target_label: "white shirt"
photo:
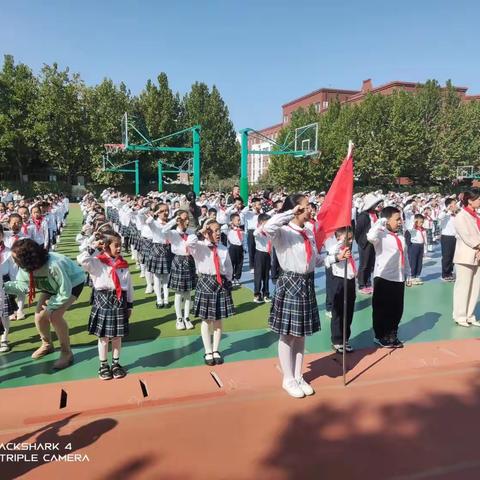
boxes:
[0,246,18,280]
[407,227,426,245]
[4,231,26,249]
[438,211,457,236]
[226,227,244,246]
[29,219,49,248]
[242,208,261,230]
[367,220,410,282]
[145,217,170,244]
[324,239,355,280]
[186,236,233,280]
[160,218,196,256]
[253,226,271,253]
[77,251,134,303]
[262,211,324,274]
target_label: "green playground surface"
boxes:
[1,204,479,389]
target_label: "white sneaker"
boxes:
[325,311,332,318]
[16,311,25,320]
[145,286,153,294]
[468,320,480,327]
[282,379,305,398]
[455,320,470,327]
[296,377,315,396]
[250,269,254,274]
[0,341,11,353]
[176,319,186,330]
[183,318,194,330]
[139,271,145,278]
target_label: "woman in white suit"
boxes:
[453,190,480,327]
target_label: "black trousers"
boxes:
[325,266,334,311]
[408,243,424,277]
[228,244,244,280]
[247,229,256,270]
[441,235,456,278]
[254,251,271,297]
[357,243,375,288]
[271,247,282,282]
[372,277,405,340]
[331,276,356,344]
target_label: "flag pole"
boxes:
[343,141,354,387]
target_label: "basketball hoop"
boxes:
[104,143,125,155]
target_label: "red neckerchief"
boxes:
[232,226,243,242]
[340,245,356,275]
[22,223,29,235]
[96,253,129,300]
[369,212,378,224]
[208,244,222,285]
[414,226,426,243]
[33,217,44,232]
[388,231,405,267]
[308,219,318,236]
[288,225,312,264]
[261,231,272,254]
[179,230,190,254]
[463,206,480,231]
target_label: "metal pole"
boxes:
[240,129,249,201]
[158,160,163,192]
[134,160,140,195]
[342,225,350,387]
[193,126,201,195]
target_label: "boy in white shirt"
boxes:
[367,206,411,348]
[405,213,426,285]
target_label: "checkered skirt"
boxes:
[110,209,120,225]
[2,275,17,316]
[269,271,320,337]
[88,289,129,338]
[137,238,152,265]
[168,255,197,292]
[194,274,235,321]
[130,225,142,250]
[145,242,172,274]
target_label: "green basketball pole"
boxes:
[105,159,140,195]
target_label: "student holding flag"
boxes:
[253,213,272,303]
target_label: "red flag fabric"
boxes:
[315,143,354,250]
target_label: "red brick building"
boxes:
[248,79,479,182]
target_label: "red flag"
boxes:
[315,142,354,250]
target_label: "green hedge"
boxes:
[0,181,71,198]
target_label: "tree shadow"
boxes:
[420,272,442,282]
[3,413,117,480]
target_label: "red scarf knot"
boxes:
[96,253,129,300]
[208,244,223,285]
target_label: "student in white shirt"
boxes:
[187,219,235,367]
[439,198,458,281]
[263,194,324,399]
[253,213,272,303]
[367,206,411,349]
[225,213,244,287]
[78,231,133,381]
[325,227,356,354]
[30,205,49,250]
[405,214,426,285]
[243,197,263,272]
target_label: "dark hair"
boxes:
[257,213,270,223]
[279,193,305,213]
[335,226,353,238]
[11,239,49,272]
[208,208,217,214]
[462,190,480,207]
[101,231,122,248]
[8,213,21,222]
[200,205,208,211]
[381,206,400,219]
[414,213,424,221]
[230,213,240,221]
[445,198,456,208]
[251,197,261,204]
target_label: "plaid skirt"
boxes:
[88,290,129,338]
[168,255,197,292]
[106,207,112,221]
[145,242,172,275]
[269,271,320,337]
[2,275,17,316]
[194,274,235,321]
[130,225,142,250]
[426,228,433,245]
[119,224,131,239]
[110,210,120,225]
[137,237,152,265]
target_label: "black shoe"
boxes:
[391,337,404,348]
[212,351,224,365]
[374,337,395,348]
[98,364,113,380]
[204,353,215,366]
[111,363,127,379]
[164,302,170,308]
[156,302,164,309]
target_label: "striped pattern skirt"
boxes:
[88,290,129,338]
[194,274,235,321]
[269,271,320,337]
[168,255,197,292]
[145,243,172,275]
[130,225,142,250]
[137,237,152,265]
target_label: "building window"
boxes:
[315,103,320,112]
[322,101,329,109]
[283,115,288,123]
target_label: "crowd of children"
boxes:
[2,185,477,399]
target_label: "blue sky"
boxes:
[1,0,479,130]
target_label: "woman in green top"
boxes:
[5,239,86,370]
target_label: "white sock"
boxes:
[145,271,153,289]
[212,320,222,352]
[278,335,295,383]
[161,275,169,304]
[293,336,306,380]
[111,337,122,360]
[153,275,163,304]
[131,249,137,261]
[201,321,213,354]
[98,337,109,362]
[141,264,146,275]
[183,292,191,320]
[1,315,10,342]
[174,293,183,319]
[17,295,25,313]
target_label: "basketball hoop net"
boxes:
[104,143,125,155]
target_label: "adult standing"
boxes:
[452,190,480,327]
[179,191,201,230]
[5,239,86,369]
[226,185,243,206]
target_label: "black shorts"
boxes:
[71,283,84,299]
